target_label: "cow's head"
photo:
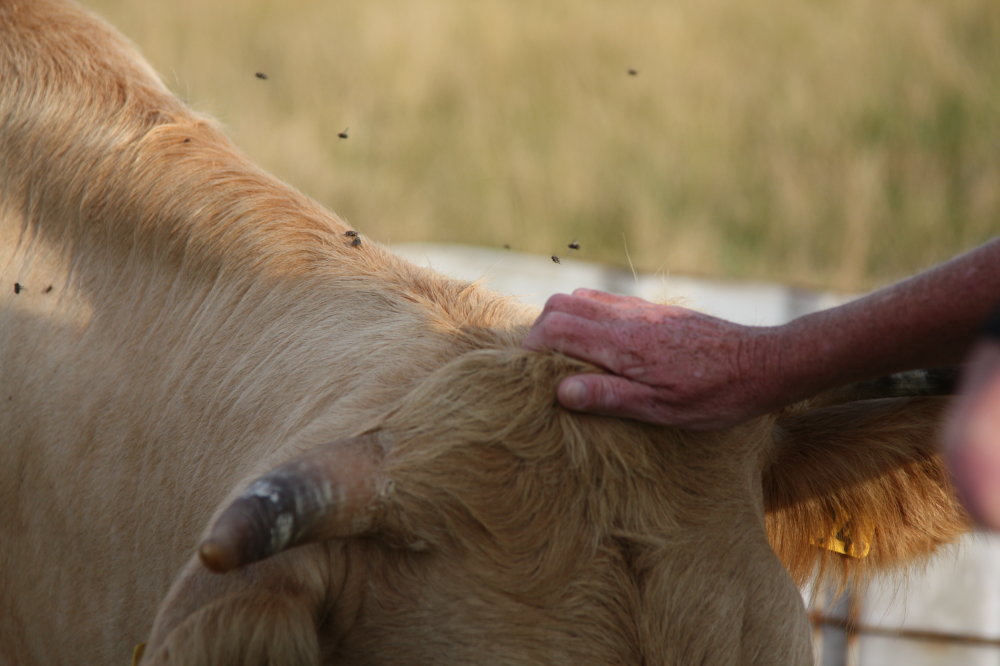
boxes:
[143,349,965,665]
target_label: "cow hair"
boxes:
[0,1,969,664]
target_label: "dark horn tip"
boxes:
[198,538,242,573]
[196,485,291,573]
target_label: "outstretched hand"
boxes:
[522,288,779,429]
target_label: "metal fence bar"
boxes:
[811,612,1000,649]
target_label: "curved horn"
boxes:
[198,435,386,573]
[809,367,960,410]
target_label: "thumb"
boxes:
[557,374,663,422]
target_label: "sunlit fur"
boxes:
[0,1,967,665]
[766,396,968,588]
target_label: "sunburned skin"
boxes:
[522,289,767,429]
[524,239,1000,430]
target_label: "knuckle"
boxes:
[543,292,575,312]
[540,311,572,339]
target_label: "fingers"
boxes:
[561,289,693,328]
[534,290,648,324]
[523,295,597,353]
[524,289,752,429]
[557,373,671,425]
[524,290,639,355]
[570,288,645,308]
[523,311,623,372]
[542,291,621,320]
[558,373,748,429]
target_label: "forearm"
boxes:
[762,238,1000,404]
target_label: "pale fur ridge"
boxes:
[0,1,967,665]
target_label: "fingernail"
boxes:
[560,378,587,408]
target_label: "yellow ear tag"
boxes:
[132,643,146,666]
[814,516,873,559]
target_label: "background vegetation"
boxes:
[90,0,999,291]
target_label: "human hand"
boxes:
[522,288,778,429]
[943,341,1000,530]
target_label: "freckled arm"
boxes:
[764,238,1000,406]
[523,238,1000,428]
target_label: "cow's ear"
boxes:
[145,432,389,664]
[199,433,389,573]
[763,395,968,587]
[142,539,339,666]
[142,580,321,665]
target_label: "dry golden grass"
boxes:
[87,0,999,291]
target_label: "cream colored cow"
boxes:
[0,1,966,664]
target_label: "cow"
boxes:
[0,1,968,664]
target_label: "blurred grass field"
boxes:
[89,0,999,291]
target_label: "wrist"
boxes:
[747,318,840,411]
[736,324,796,414]
[763,307,885,406]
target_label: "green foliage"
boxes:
[91,0,1000,290]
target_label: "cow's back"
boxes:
[0,0,512,662]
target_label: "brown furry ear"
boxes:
[763,396,969,588]
[143,589,321,665]
[143,548,330,666]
